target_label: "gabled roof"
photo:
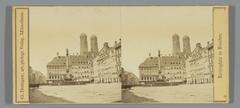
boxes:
[139,57,159,67]
[47,55,90,66]
[191,46,206,56]
[206,43,213,49]
[47,56,66,66]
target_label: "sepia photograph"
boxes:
[12,6,229,104]
[28,7,123,103]
[120,6,214,103]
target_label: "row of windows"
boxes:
[164,66,184,70]
[165,71,184,74]
[74,75,91,78]
[139,67,158,70]
[166,76,183,79]
[96,65,116,72]
[49,75,94,80]
[187,78,213,84]
[140,73,159,76]
[49,75,64,80]
[188,72,212,77]
[97,77,119,83]
[48,70,65,73]
[163,61,182,65]
[48,65,91,69]
[96,57,116,65]
[72,66,91,69]
[98,72,118,76]
[74,71,93,74]
[188,67,206,73]
[141,76,158,81]
[70,61,91,65]
[47,66,65,69]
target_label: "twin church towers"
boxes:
[80,32,191,57]
[80,33,98,55]
[172,34,191,56]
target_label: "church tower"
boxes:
[172,34,181,56]
[90,35,98,53]
[80,33,88,55]
[182,35,191,57]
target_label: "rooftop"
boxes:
[139,57,159,67]
[47,55,90,66]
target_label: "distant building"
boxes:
[186,42,214,84]
[46,33,121,85]
[139,56,160,83]
[139,52,186,84]
[139,34,190,84]
[93,40,121,83]
[46,55,68,84]
[46,51,95,84]
[29,66,46,84]
[70,57,94,82]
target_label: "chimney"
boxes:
[57,52,59,58]
[196,43,202,48]
[103,42,109,48]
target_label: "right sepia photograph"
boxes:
[120,6,228,103]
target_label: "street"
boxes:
[29,83,213,103]
[32,83,121,103]
[130,84,213,103]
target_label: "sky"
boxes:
[29,6,213,77]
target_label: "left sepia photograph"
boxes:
[28,7,122,103]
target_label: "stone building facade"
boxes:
[207,42,214,82]
[46,33,121,85]
[186,42,214,84]
[93,40,121,83]
[139,52,186,84]
[139,56,160,82]
[160,55,186,83]
[46,52,95,84]
[46,55,68,84]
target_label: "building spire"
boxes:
[66,48,69,73]
[66,48,69,56]
[80,33,88,55]
[158,50,161,57]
